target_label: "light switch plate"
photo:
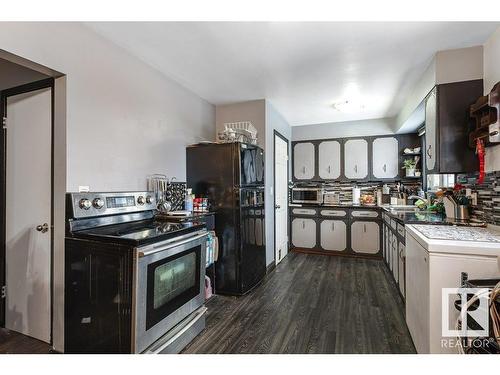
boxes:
[78,186,90,193]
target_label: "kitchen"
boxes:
[1,9,500,375]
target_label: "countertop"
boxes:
[290,202,452,225]
[382,209,447,225]
[406,224,500,255]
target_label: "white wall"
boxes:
[214,99,292,266]
[265,101,291,266]
[435,46,484,85]
[0,22,215,353]
[395,46,484,132]
[292,117,395,141]
[0,22,215,191]
[484,27,500,172]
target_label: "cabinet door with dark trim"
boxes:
[293,142,315,180]
[318,140,341,180]
[320,219,347,251]
[372,137,399,179]
[425,88,438,173]
[291,217,317,248]
[344,139,369,180]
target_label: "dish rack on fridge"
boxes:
[219,121,258,144]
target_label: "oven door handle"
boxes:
[138,232,207,258]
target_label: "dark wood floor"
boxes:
[0,328,52,354]
[183,252,416,354]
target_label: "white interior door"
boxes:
[274,134,289,264]
[5,87,52,343]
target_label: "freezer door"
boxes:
[239,144,264,186]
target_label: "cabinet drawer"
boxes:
[292,208,317,216]
[320,209,347,217]
[397,223,405,238]
[351,210,379,218]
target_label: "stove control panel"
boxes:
[68,191,156,219]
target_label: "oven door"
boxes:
[292,189,322,204]
[133,231,207,353]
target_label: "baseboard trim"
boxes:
[266,262,276,275]
[291,247,382,260]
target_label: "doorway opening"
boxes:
[273,131,289,265]
[0,50,65,351]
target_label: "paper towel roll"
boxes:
[352,187,361,204]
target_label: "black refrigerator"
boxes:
[186,142,266,295]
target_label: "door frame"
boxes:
[273,130,289,265]
[0,78,55,341]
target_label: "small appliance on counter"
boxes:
[323,191,340,206]
[64,191,208,354]
[291,186,324,204]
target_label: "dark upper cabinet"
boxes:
[424,79,483,174]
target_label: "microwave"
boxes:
[291,187,323,204]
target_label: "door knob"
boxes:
[36,223,49,233]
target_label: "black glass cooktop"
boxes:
[72,219,205,246]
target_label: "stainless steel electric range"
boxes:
[64,191,208,354]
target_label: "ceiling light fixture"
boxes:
[332,100,365,113]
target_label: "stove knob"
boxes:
[79,198,91,210]
[137,196,146,205]
[146,195,153,204]
[93,198,105,209]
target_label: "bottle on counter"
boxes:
[185,188,194,212]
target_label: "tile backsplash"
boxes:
[457,171,500,226]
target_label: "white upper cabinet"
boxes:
[318,140,341,180]
[344,139,368,180]
[372,137,399,179]
[293,142,315,180]
[425,88,437,172]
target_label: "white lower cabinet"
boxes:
[391,234,399,282]
[291,218,317,248]
[406,229,500,353]
[388,231,393,270]
[398,241,405,297]
[383,225,388,262]
[320,220,347,251]
[350,221,380,254]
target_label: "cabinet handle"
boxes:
[354,165,358,173]
[302,220,305,229]
[331,221,335,231]
[364,223,366,233]
[427,145,432,158]
[383,164,386,172]
[302,166,306,174]
[328,165,331,174]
